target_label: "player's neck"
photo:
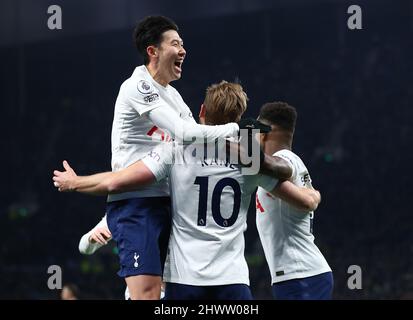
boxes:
[265,137,292,155]
[146,63,169,87]
[262,125,294,155]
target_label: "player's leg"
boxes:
[124,281,165,300]
[160,282,166,299]
[164,283,207,300]
[213,284,253,300]
[125,275,162,299]
[107,197,171,300]
[125,197,171,299]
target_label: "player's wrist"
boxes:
[70,176,82,192]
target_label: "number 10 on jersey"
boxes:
[194,176,241,228]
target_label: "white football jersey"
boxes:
[142,142,278,286]
[256,149,331,284]
[108,65,195,202]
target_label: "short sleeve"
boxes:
[123,78,164,116]
[274,150,296,179]
[257,174,279,192]
[171,88,196,123]
[141,142,174,181]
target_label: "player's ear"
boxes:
[258,132,267,147]
[147,46,158,60]
[261,132,268,141]
[199,104,206,124]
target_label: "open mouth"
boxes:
[174,60,183,72]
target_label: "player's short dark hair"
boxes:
[133,16,179,65]
[258,102,297,133]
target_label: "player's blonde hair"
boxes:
[203,81,248,125]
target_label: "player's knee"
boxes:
[126,274,162,300]
[134,285,160,300]
[128,280,161,300]
[138,291,160,300]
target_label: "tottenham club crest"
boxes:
[133,252,140,268]
[137,80,153,95]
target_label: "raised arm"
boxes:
[147,105,239,143]
[270,181,321,212]
[53,160,156,196]
[226,136,292,180]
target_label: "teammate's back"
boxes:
[257,149,331,284]
[255,101,333,300]
[144,141,277,286]
[53,82,319,300]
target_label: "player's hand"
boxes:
[237,118,271,135]
[300,187,321,211]
[89,227,112,245]
[53,160,78,192]
[311,189,322,206]
[231,118,268,168]
[225,139,265,167]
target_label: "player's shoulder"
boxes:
[128,66,158,93]
[274,149,308,172]
[166,82,178,93]
[119,66,162,106]
[167,84,184,99]
[274,149,299,164]
[130,65,150,81]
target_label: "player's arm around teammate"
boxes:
[53,145,320,212]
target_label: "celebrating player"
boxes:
[54,81,321,299]
[255,102,333,300]
[96,15,264,299]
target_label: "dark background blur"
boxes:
[1,0,412,299]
